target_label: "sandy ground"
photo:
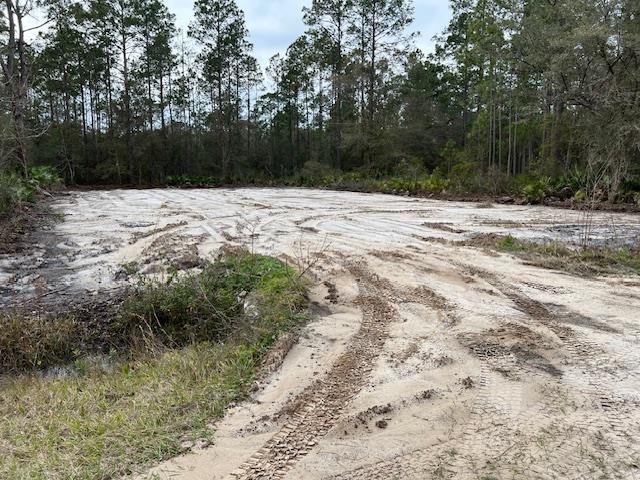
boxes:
[2,188,640,479]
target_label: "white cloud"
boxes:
[167,0,451,66]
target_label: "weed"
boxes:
[0,251,308,478]
[115,261,140,279]
[522,177,552,204]
[496,234,525,252]
[485,234,640,276]
[0,172,34,214]
[28,165,63,191]
[0,311,77,371]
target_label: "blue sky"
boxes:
[168,0,452,67]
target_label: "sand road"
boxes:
[2,188,640,479]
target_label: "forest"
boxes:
[1,0,639,207]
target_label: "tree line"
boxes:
[1,0,639,200]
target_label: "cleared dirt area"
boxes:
[2,188,640,479]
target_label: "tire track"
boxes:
[323,352,544,480]
[323,264,640,480]
[230,265,396,479]
[469,268,640,479]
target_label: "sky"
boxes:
[167,0,452,67]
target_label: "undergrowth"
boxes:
[0,165,61,215]
[166,165,640,207]
[0,166,62,252]
[490,234,640,276]
[0,252,307,479]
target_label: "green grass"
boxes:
[491,234,640,276]
[496,234,525,252]
[0,252,308,479]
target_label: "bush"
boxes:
[522,177,552,203]
[0,166,62,215]
[0,252,305,374]
[298,161,338,186]
[0,172,35,214]
[496,234,524,252]
[29,165,62,191]
[118,255,294,345]
[166,174,221,187]
[393,157,427,178]
[449,161,483,192]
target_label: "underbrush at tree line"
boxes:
[0,165,62,215]
[167,161,640,206]
[0,252,308,479]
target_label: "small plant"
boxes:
[496,234,524,252]
[0,172,35,214]
[522,177,552,203]
[116,261,140,279]
[29,165,62,191]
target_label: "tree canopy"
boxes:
[0,0,638,199]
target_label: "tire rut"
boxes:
[323,350,549,480]
[324,265,640,480]
[230,264,395,480]
[467,266,640,479]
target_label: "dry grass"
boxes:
[0,312,78,372]
[0,253,308,479]
[491,234,640,276]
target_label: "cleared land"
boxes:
[2,188,640,479]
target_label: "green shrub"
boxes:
[496,234,524,252]
[298,161,338,186]
[522,177,552,203]
[0,252,306,374]
[29,165,62,191]
[0,172,36,214]
[166,174,221,187]
[449,161,483,192]
[0,165,62,215]
[118,254,300,346]
[393,157,427,178]
[421,169,450,191]
[622,178,640,195]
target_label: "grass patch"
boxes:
[490,235,640,276]
[0,252,308,479]
[496,234,525,252]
